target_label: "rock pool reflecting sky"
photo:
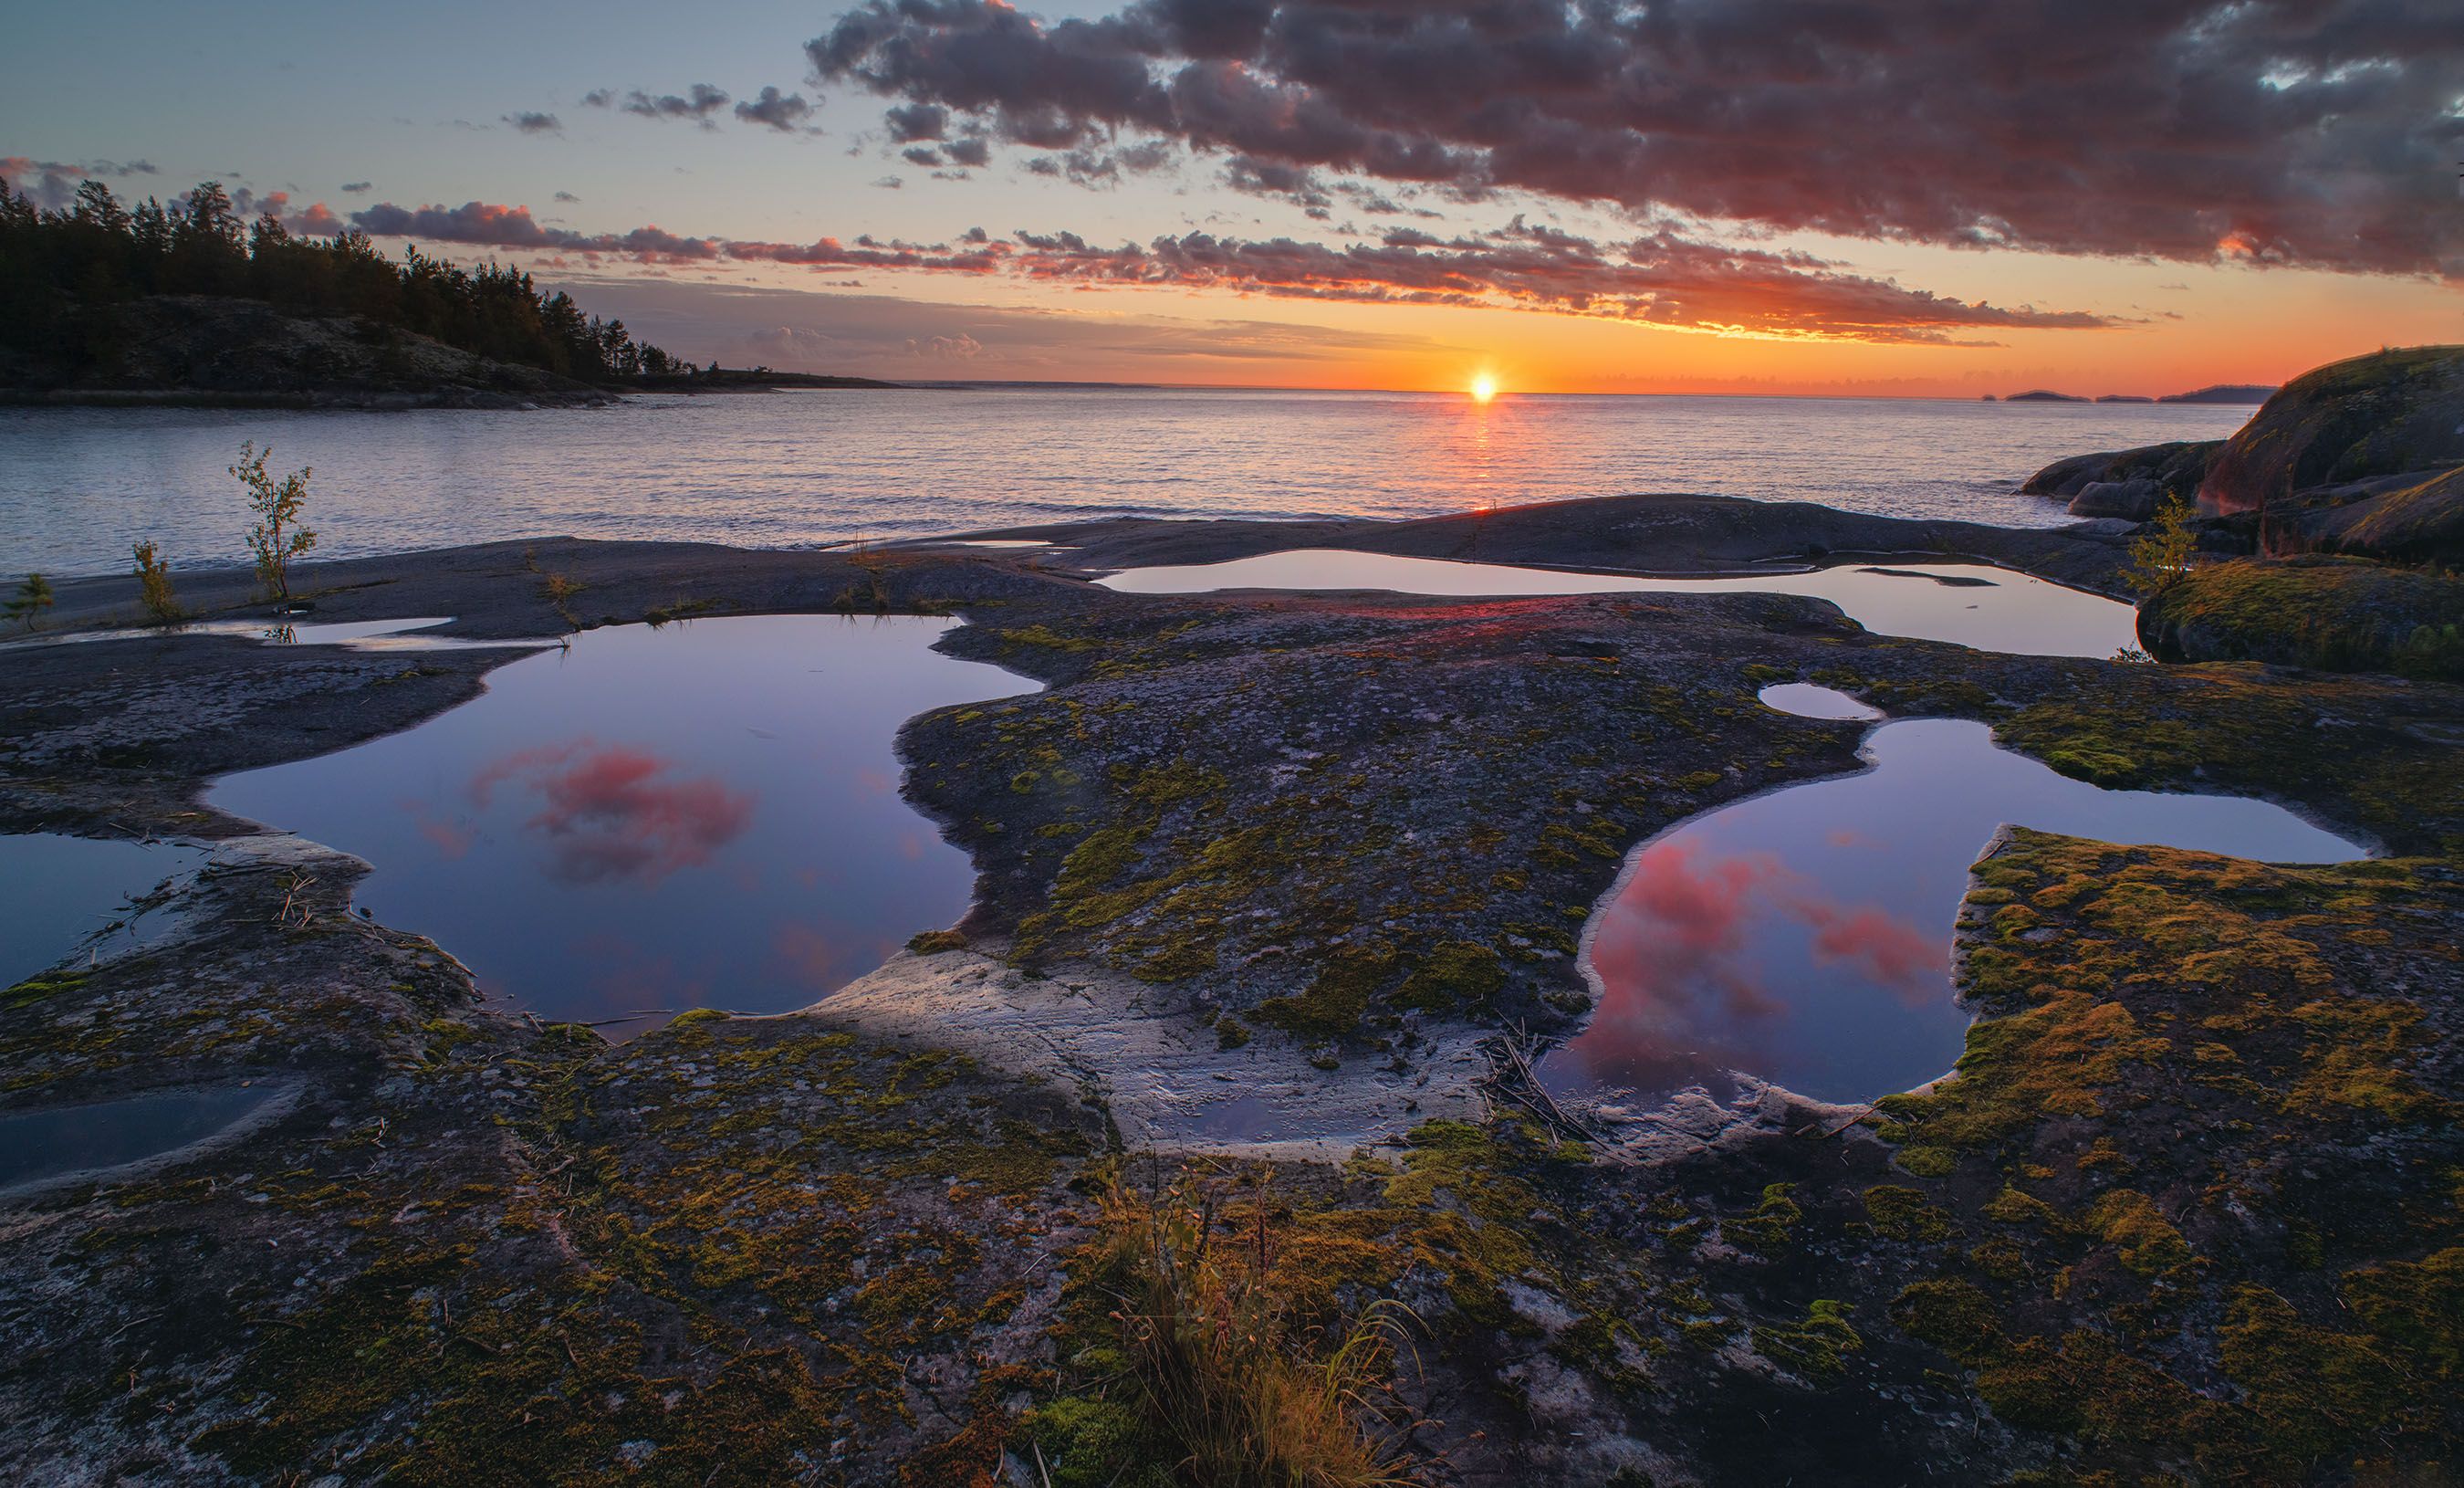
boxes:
[0,834,209,989]
[207,616,1029,1028]
[1100,551,2138,658]
[1544,690,2368,1107]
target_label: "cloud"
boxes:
[503,110,562,134]
[340,180,372,194]
[808,0,2464,278]
[346,197,2114,342]
[470,740,755,886]
[905,332,983,359]
[533,273,1467,382]
[0,158,89,210]
[883,102,948,142]
[615,83,731,127]
[553,190,579,203]
[736,86,815,132]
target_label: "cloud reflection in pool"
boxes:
[1543,686,2368,1108]
[206,616,1030,1029]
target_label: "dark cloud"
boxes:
[735,86,815,132]
[349,200,723,262]
[579,89,614,108]
[340,180,373,194]
[883,103,949,142]
[619,83,731,127]
[503,110,562,134]
[808,0,2464,278]
[944,136,992,169]
[902,146,945,167]
[351,192,2112,342]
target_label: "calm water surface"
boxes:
[0,834,210,987]
[207,615,1030,1027]
[1543,686,2366,1108]
[1101,551,2139,658]
[0,1085,284,1190]
[1,390,2252,577]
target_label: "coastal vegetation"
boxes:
[0,178,682,387]
[231,442,317,609]
[5,572,54,630]
[130,540,180,624]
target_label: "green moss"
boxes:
[1255,946,1393,1040]
[1724,1183,1802,1256]
[2144,556,2464,678]
[906,928,967,955]
[1390,940,1505,1013]
[1862,1185,1954,1242]
[1754,1298,1863,1382]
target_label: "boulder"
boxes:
[2197,345,2464,543]
[2068,478,2164,521]
[2021,440,2220,500]
[2140,555,2464,679]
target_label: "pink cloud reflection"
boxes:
[1576,835,1945,1087]
[471,739,756,885]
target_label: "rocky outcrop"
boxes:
[2195,344,2464,558]
[0,294,612,408]
[2140,554,2464,678]
[2068,477,2165,520]
[2020,439,2220,516]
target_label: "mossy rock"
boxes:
[2143,555,2464,678]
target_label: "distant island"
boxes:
[0,177,893,408]
[1987,382,2278,405]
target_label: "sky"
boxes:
[5,0,2461,395]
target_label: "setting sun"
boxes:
[1469,372,1499,403]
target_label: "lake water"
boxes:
[1101,551,2139,658]
[1542,686,2367,1108]
[206,615,1030,1028]
[0,390,2251,578]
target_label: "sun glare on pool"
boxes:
[1468,373,1498,403]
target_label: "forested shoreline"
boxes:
[0,179,685,386]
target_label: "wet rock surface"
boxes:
[2,497,2458,1483]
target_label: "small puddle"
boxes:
[206,615,1030,1029]
[1098,550,2137,658]
[1541,685,2368,1108]
[0,834,211,988]
[0,1085,284,1192]
[4,616,556,653]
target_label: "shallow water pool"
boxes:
[2,615,556,653]
[207,615,1030,1028]
[0,834,210,988]
[0,1085,285,1191]
[1098,550,2138,658]
[1541,686,2367,1108]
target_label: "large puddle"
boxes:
[1542,686,2367,1109]
[0,1085,286,1193]
[4,615,556,653]
[0,834,211,988]
[208,616,1029,1027]
[1098,550,2136,658]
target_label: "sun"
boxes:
[1468,372,1499,403]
